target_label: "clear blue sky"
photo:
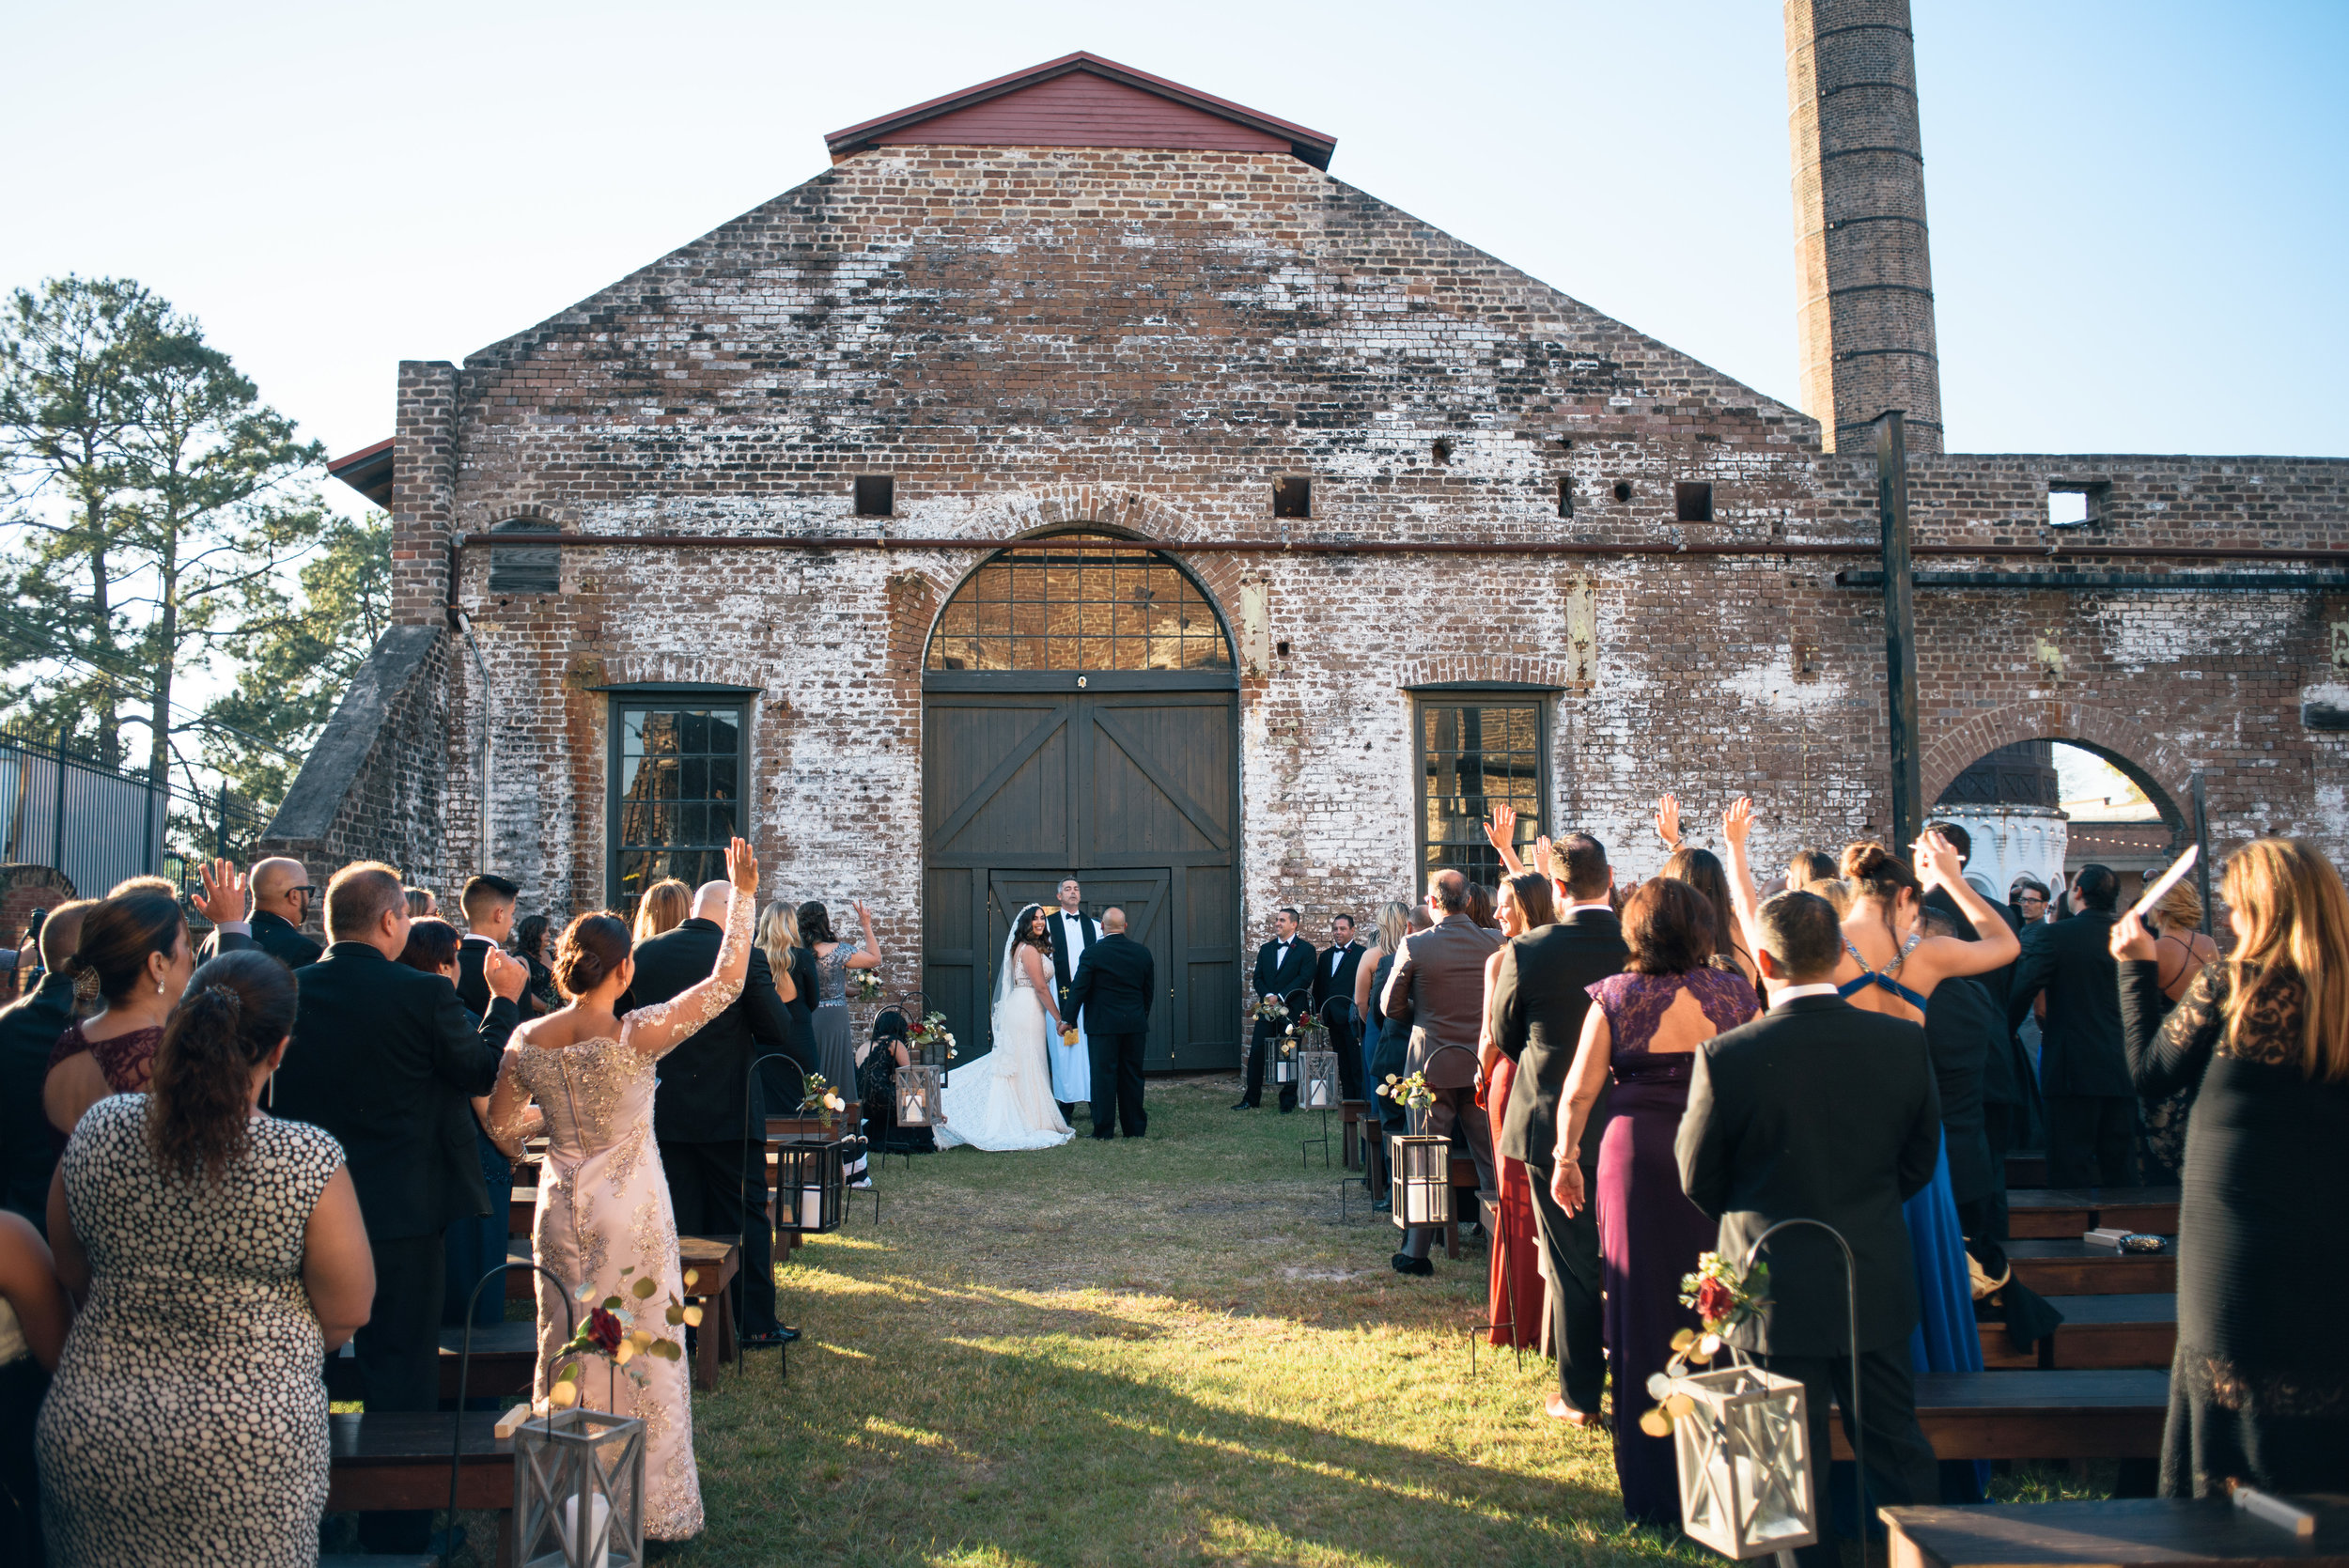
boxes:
[6,0,2343,481]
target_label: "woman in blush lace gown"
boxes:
[934,905,1072,1153]
[487,837,761,1547]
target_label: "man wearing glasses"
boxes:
[201,857,324,970]
[2011,878,2051,926]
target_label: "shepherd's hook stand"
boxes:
[439,1260,577,1568]
[1740,1217,1864,1568]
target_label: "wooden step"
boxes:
[1883,1496,2349,1565]
[326,1320,542,1403]
[1977,1294,2177,1370]
[2005,1238,2176,1296]
[327,1410,511,1514]
[1828,1370,2167,1462]
[2006,1187,2181,1239]
[2006,1150,2047,1188]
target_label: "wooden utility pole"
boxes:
[1876,411,1923,850]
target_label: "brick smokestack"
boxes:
[1785,0,1943,455]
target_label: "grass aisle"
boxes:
[682,1078,1705,1567]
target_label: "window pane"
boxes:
[923,533,1236,670]
[623,711,645,756]
[709,757,737,801]
[674,803,707,845]
[680,757,708,800]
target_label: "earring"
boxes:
[158,977,166,997]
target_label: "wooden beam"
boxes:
[1877,411,1923,849]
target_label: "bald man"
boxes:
[199,856,322,970]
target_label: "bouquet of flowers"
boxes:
[850,970,883,1003]
[908,1010,957,1063]
[1253,995,1289,1026]
[547,1263,696,1409]
[801,1073,849,1130]
[1373,1070,1435,1118]
[1636,1251,1773,1437]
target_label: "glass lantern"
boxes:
[774,1137,847,1234]
[1270,1032,1299,1085]
[1299,1049,1340,1110]
[894,1063,944,1128]
[1671,1362,1817,1558]
[1388,1133,1452,1230]
[511,1405,646,1567]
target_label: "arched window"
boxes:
[926,532,1232,674]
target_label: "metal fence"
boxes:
[0,726,274,900]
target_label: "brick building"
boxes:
[276,16,2346,1072]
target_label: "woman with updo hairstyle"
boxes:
[1551,877,1758,1527]
[554,913,634,999]
[1832,834,2017,1023]
[38,950,376,1564]
[42,882,196,1141]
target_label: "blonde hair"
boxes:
[1374,899,1412,956]
[2220,838,2349,1082]
[1815,877,1859,917]
[633,879,691,941]
[754,897,800,978]
[2153,875,2203,936]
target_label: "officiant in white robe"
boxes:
[1045,885,1099,1114]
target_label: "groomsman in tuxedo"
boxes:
[272,862,523,1555]
[1676,889,1942,1568]
[1067,906,1154,1139]
[628,880,807,1348]
[1312,914,1365,1097]
[196,856,322,970]
[1045,877,1102,1121]
[1236,908,1315,1111]
[458,873,544,1019]
[1496,832,1626,1421]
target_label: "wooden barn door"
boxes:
[924,686,1237,1072]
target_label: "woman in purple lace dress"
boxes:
[1554,878,1760,1529]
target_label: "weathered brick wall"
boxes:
[265,141,2345,1023]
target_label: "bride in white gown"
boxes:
[934,904,1073,1151]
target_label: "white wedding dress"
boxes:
[934,937,1073,1152]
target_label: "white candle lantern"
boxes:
[1299,1049,1340,1110]
[1670,1362,1818,1558]
[1388,1133,1452,1230]
[894,1063,944,1127]
[773,1137,846,1235]
[511,1405,646,1567]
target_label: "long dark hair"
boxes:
[66,886,188,1007]
[1011,904,1052,955]
[797,900,838,947]
[1660,846,1748,969]
[510,913,552,965]
[148,952,295,1183]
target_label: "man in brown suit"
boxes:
[1380,868,1501,1276]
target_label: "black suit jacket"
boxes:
[458,937,545,1021]
[2007,909,2128,1096]
[1312,941,1363,1014]
[0,973,75,1230]
[199,908,322,970]
[1252,939,1315,1008]
[626,917,801,1144]
[1490,908,1628,1170]
[273,942,518,1242]
[1676,995,1942,1356]
[1067,933,1154,1036]
[1924,974,1999,1204]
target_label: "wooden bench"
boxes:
[1828,1370,2168,1462]
[327,1411,511,1558]
[1339,1100,1372,1171]
[328,1321,543,1403]
[2007,1187,2182,1239]
[1881,1496,2349,1566]
[1979,1293,2177,1371]
[2006,1238,2177,1296]
[2006,1150,2047,1188]
[677,1234,740,1393]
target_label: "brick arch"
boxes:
[592,652,783,695]
[455,498,579,533]
[1921,699,2198,826]
[1396,654,1590,691]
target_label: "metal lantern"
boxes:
[1670,1362,1818,1559]
[1388,1133,1453,1230]
[1270,1030,1299,1085]
[511,1406,646,1567]
[1299,1049,1340,1110]
[774,1137,848,1234]
[894,1063,944,1128]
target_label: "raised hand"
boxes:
[854,898,873,927]
[1722,796,1754,850]
[483,946,528,1002]
[1913,828,1963,891]
[1485,803,1517,855]
[1533,832,1555,877]
[192,859,248,925]
[1653,793,1683,850]
[726,836,759,894]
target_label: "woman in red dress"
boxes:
[1476,870,1554,1348]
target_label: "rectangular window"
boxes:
[607,697,746,915]
[2047,481,2108,528]
[1557,475,1574,519]
[854,474,894,517]
[1674,481,1714,522]
[1272,475,1311,519]
[1414,696,1548,888]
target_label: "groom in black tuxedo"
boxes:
[1067,906,1154,1139]
[1236,908,1315,1111]
[1312,913,1364,1098]
[1045,877,1102,1120]
[1676,889,1942,1568]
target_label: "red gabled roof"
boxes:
[823,51,1336,170]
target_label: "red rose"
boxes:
[1696,1277,1736,1325]
[586,1307,625,1355]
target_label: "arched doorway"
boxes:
[921,530,1239,1072]
[1933,738,2193,908]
